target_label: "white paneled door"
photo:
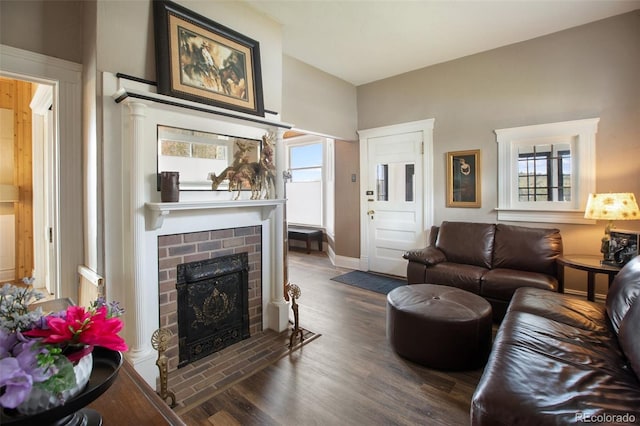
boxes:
[365,131,423,277]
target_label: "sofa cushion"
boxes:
[606,255,640,334]
[423,262,486,294]
[492,224,562,276]
[507,287,609,333]
[619,297,640,380]
[403,246,446,266]
[471,310,640,425]
[481,269,557,301]
[435,221,495,269]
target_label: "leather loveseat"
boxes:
[471,255,640,425]
[403,221,562,320]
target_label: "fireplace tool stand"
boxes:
[151,328,177,408]
[287,283,304,348]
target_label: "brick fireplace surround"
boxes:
[158,226,263,372]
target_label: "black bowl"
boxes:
[0,347,123,426]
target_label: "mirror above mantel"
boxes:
[157,125,261,191]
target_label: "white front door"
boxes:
[365,131,424,276]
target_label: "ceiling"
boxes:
[243,0,639,86]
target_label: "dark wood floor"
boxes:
[180,251,483,425]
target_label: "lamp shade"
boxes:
[584,193,640,221]
[0,184,19,202]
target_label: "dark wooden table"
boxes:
[87,360,185,425]
[557,254,621,302]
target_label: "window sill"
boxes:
[495,208,595,225]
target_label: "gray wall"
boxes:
[0,0,84,63]
[0,0,361,261]
[282,55,358,141]
[94,0,283,113]
[4,0,637,291]
[358,10,639,227]
[356,10,640,293]
[334,139,360,258]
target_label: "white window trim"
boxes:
[284,134,329,229]
[495,118,599,224]
[286,136,324,182]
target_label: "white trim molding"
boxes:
[495,118,599,224]
[357,118,435,271]
[0,44,82,300]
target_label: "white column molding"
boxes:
[267,202,289,332]
[274,127,286,200]
[267,127,289,332]
[124,101,150,361]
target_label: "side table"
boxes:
[557,255,621,302]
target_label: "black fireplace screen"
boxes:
[176,252,250,367]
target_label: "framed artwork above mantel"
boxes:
[153,0,265,117]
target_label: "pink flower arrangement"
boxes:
[24,305,128,354]
[0,284,128,411]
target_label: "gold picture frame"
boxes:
[153,0,264,116]
[446,150,481,208]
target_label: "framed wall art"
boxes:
[446,149,481,208]
[153,0,265,116]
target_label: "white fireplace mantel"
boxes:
[103,72,291,387]
[145,199,285,230]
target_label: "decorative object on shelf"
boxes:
[158,125,262,192]
[153,0,265,117]
[605,230,639,267]
[446,149,481,208]
[0,283,128,421]
[286,283,303,349]
[584,192,640,261]
[151,328,176,408]
[209,132,276,200]
[160,171,180,202]
[259,132,276,199]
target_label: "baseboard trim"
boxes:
[333,255,361,270]
[563,288,606,304]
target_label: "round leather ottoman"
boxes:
[386,284,492,370]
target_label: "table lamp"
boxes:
[584,192,640,260]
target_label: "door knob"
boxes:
[367,210,375,215]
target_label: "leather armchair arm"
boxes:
[403,246,447,266]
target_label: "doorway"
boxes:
[358,119,435,277]
[0,77,57,294]
[0,44,83,300]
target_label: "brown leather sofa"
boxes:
[403,221,562,320]
[471,255,640,425]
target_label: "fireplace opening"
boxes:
[176,252,250,367]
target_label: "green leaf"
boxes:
[36,356,76,397]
